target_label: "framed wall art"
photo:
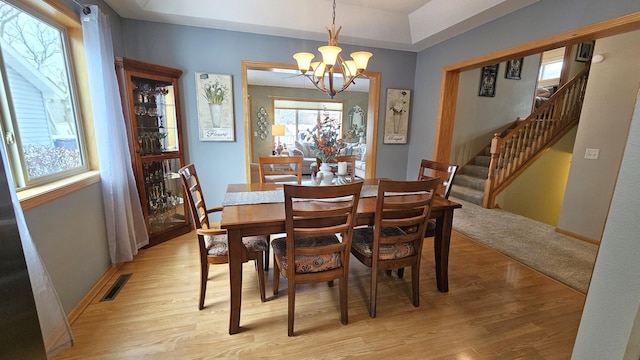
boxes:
[505,58,523,80]
[479,64,499,97]
[195,72,235,141]
[576,41,594,62]
[383,89,411,144]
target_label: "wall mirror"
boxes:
[241,61,380,181]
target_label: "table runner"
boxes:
[223,184,380,206]
[221,184,428,206]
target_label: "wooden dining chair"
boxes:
[178,163,268,309]
[272,182,363,336]
[258,156,303,184]
[350,178,440,318]
[418,159,459,199]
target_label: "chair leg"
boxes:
[412,264,420,307]
[264,245,270,271]
[370,269,378,318]
[273,254,280,296]
[287,280,296,336]
[339,276,349,325]
[199,263,209,310]
[397,267,405,278]
[255,254,266,302]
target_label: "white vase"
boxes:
[209,103,221,128]
[319,162,334,186]
[393,112,401,134]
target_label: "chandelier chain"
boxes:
[332,0,336,26]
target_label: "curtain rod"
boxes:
[70,0,91,15]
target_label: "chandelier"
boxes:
[293,0,372,98]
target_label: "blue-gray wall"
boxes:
[119,20,416,206]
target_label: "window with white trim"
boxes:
[0,0,87,189]
[273,99,343,146]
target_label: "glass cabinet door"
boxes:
[131,76,180,155]
[142,157,186,235]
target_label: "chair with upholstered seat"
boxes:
[258,156,303,184]
[395,159,459,279]
[272,182,362,336]
[178,163,269,309]
[350,178,440,318]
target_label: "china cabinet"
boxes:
[115,57,190,247]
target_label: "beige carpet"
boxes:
[451,197,598,293]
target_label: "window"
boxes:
[0,0,87,189]
[538,60,563,81]
[273,99,343,147]
[538,47,566,82]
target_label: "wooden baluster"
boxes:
[483,134,501,208]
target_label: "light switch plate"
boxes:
[585,148,599,160]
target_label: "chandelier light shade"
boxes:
[293,0,372,98]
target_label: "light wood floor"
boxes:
[53,230,585,360]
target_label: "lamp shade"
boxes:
[293,52,315,72]
[271,124,285,136]
[351,51,373,70]
[318,45,341,67]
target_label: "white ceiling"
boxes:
[104,0,539,52]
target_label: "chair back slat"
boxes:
[178,163,210,230]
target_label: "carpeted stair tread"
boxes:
[453,174,486,191]
[450,184,484,205]
[475,155,491,167]
[464,164,489,178]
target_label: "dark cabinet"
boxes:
[115,57,190,246]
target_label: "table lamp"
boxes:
[272,124,285,146]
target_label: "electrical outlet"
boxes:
[585,148,599,160]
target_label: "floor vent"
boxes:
[100,273,132,302]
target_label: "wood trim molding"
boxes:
[434,11,640,164]
[555,228,600,245]
[19,171,101,211]
[241,61,381,180]
[67,264,122,324]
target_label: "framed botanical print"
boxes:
[195,72,235,141]
[384,89,411,144]
[479,64,499,97]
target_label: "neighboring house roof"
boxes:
[0,37,65,99]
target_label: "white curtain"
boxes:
[0,132,74,357]
[81,5,149,263]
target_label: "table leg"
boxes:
[434,209,453,292]
[227,228,243,334]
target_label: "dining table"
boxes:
[220,179,462,335]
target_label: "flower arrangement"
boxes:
[202,80,227,104]
[306,114,346,163]
[389,91,408,114]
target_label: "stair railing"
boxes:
[483,65,590,208]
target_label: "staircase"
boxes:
[450,65,590,208]
[450,150,490,205]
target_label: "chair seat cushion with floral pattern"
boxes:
[351,227,415,260]
[271,235,341,273]
[204,233,268,256]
